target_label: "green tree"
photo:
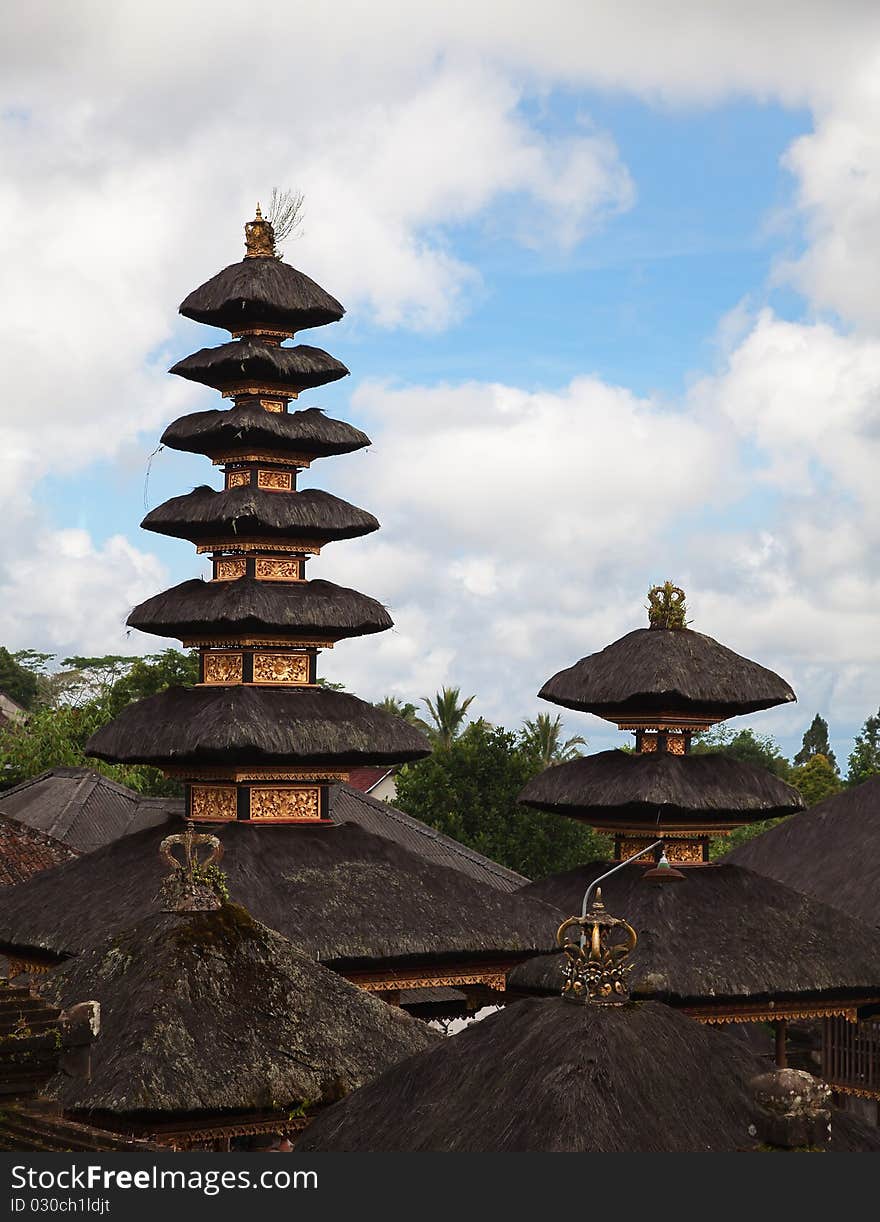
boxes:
[394,719,610,878]
[374,696,430,734]
[847,709,880,787]
[105,650,198,715]
[794,714,837,772]
[0,647,39,710]
[520,713,586,769]
[790,753,842,806]
[422,687,476,750]
[692,726,792,779]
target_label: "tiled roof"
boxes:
[0,814,77,885]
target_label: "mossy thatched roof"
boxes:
[296,996,880,1152]
[725,776,880,929]
[179,257,345,333]
[41,905,435,1115]
[141,486,378,545]
[85,686,431,767]
[127,577,393,642]
[170,340,348,394]
[0,816,560,967]
[161,405,369,461]
[508,861,880,1005]
[518,751,804,830]
[540,628,795,721]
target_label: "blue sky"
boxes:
[5,4,880,774]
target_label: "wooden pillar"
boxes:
[774,1019,788,1068]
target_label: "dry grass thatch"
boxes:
[161,405,369,459]
[41,905,435,1115]
[540,628,796,719]
[179,258,344,333]
[141,486,378,543]
[127,577,393,641]
[296,996,764,1152]
[85,686,431,767]
[170,340,348,393]
[518,750,804,828]
[509,860,880,1003]
[0,814,561,965]
[726,776,880,930]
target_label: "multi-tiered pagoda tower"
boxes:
[511,584,880,1039]
[87,206,430,820]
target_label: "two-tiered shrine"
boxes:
[88,207,429,819]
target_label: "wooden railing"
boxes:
[822,1016,880,1098]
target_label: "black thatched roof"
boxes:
[296,997,760,1152]
[0,818,560,967]
[0,768,170,854]
[518,751,804,829]
[41,905,434,1115]
[540,628,795,721]
[170,340,348,393]
[127,577,393,642]
[508,861,880,1005]
[141,486,378,545]
[85,687,431,767]
[179,257,345,334]
[725,776,880,929]
[161,405,369,460]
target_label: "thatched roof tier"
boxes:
[180,258,345,334]
[540,628,795,722]
[508,861,880,1006]
[0,819,560,966]
[725,776,880,930]
[141,486,378,545]
[85,687,431,767]
[518,751,803,831]
[127,577,393,642]
[170,340,348,394]
[293,997,787,1152]
[161,405,369,461]
[42,906,435,1115]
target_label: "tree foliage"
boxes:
[847,708,880,787]
[692,726,792,779]
[789,753,842,807]
[374,696,431,734]
[394,719,609,879]
[0,647,39,710]
[422,687,476,750]
[794,714,837,772]
[520,713,586,768]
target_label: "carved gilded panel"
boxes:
[214,558,247,581]
[249,786,321,821]
[190,785,238,821]
[257,469,293,492]
[252,652,310,685]
[254,557,303,581]
[226,470,251,489]
[203,652,243,685]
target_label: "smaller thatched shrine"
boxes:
[32,825,435,1150]
[510,584,880,1046]
[298,893,880,1153]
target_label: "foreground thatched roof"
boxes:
[127,577,393,642]
[297,995,879,1152]
[141,486,378,545]
[179,257,345,333]
[0,767,170,853]
[726,776,880,929]
[85,687,431,767]
[170,340,348,393]
[540,628,795,721]
[518,751,804,830]
[42,905,435,1115]
[0,816,559,966]
[508,861,880,1005]
[161,405,369,461]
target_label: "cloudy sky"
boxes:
[3,1,880,764]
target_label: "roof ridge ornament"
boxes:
[245,204,277,260]
[159,821,225,912]
[647,581,688,630]
[556,887,638,1004]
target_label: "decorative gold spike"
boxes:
[556,888,638,1004]
[244,206,276,258]
[647,581,688,630]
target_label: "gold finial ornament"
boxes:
[245,204,277,259]
[647,581,687,630]
[158,822,226,912]
[556,888,638,1004]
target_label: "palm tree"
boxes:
[422,687,476,750]
[521,713,586,769]
[374,696,431,734]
